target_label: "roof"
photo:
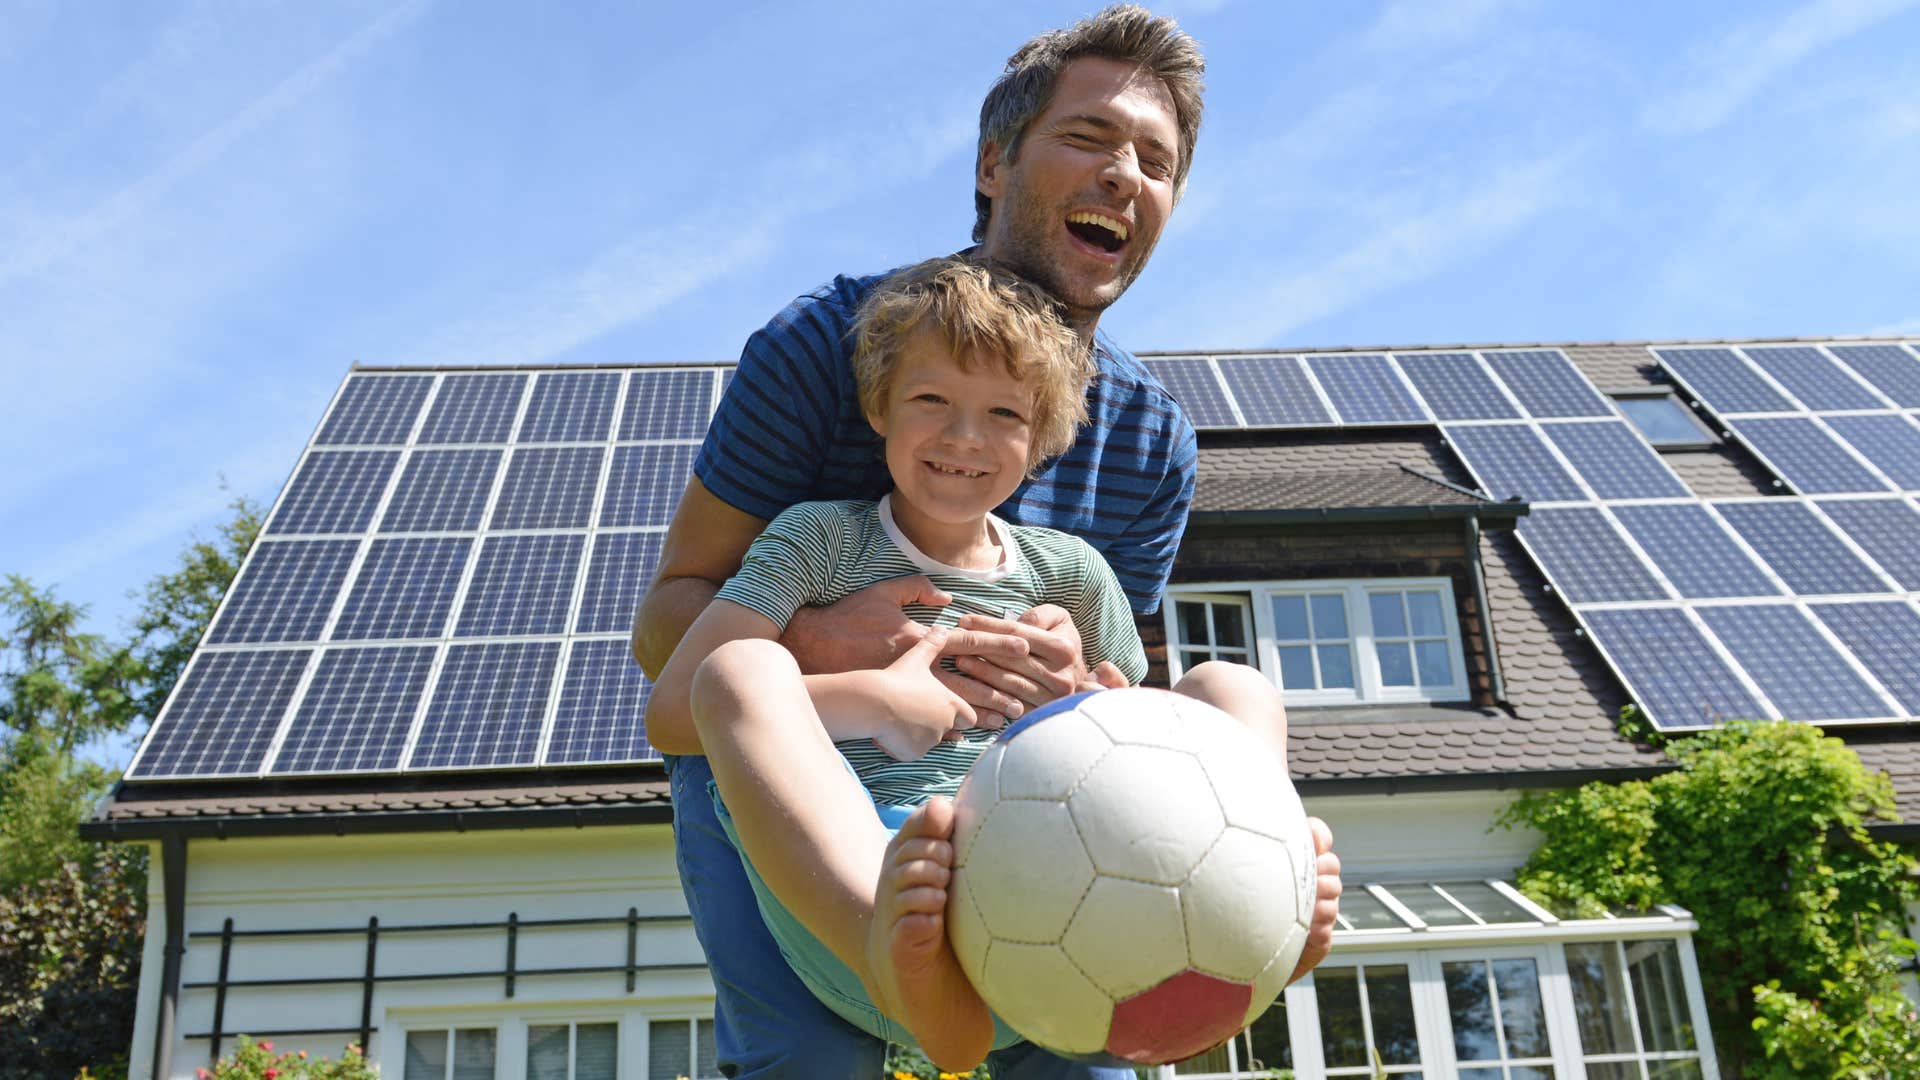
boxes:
[1192,436,1520,525]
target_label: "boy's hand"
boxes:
[948,605,1087,709]
[864,628,979,762]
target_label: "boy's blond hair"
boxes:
[852,257,1092,473]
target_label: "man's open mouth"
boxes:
[1066,211,1129,253]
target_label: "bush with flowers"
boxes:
[884,1044,991,1080]
[195,1039,376,1080]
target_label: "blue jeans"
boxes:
[667,753,1137,1080]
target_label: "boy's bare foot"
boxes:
[865,796,994,1072]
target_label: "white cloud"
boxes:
[1643,0,1920,135]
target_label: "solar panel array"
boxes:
[128,368,715,780]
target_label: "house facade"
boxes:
[89,337,1920,1078]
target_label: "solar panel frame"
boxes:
[620,368,716,441]
[408,641,562,770]
[1539,420,1691,500]
[265,450,401,536]
[1142,358,1239,428]
[1482,350,1613,418]
[1609,503,1782,599]
[1726,417,1891,495]
[378,449,502,533]
[1216,356,1335,426]
[1515,508,1670,604]
[1712,500,1894,595]
[416,371,529,444]
[268,645,438,775]
[488,446,608,530]
[1393,352,1520,421]
[126,649,314,778]
[517,370,622,443]
[1444,424,1588,502]
[1741,346,1886,411]
[1820,413,1920,489]
[1653,347,1795,415]
[315,374,434,446]
[1578,607,1765,729]
[1826,344,1920,408]
[331,537,474,641]
[1812,498,1920,589]
[544,638,659,766]
[1697,604,1893,721]
[205,540,360,645]
[1307,354,1428,424]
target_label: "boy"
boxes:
[644,257,1292,1071]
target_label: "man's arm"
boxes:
[632,475,769,680]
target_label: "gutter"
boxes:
[1295,763,1673,799]
[1465,515,1507,704]
[1186,501,1526,530]
[153,835,187,1080]
[81,801,675,843]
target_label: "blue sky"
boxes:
[4,0,1919,765]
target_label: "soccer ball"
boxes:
[947,686,1316,1066]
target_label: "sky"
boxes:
[3,0,1919,766]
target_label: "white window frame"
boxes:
[382,1004,719,1080]
[1163,578,1471,708]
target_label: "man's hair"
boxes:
[973,4,1205,243]
[852,257,1092,473]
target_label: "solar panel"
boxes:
[518,370,622,442]
[1810,602,1920,713]
[1821,414,1920,489]
[1609,504,1780,599]
[128,649,313,778]
[1216,356,1333,426]
[621,368,714,441]
[1697,604,1890,721]
[332,537,473,641]
[1741,346,1884,411]
[1540,421,1690,499]
[316,374,433,446]
[575,532,665,634]
[1307,354,1426,424]
[601,444,700,528]
[266,451,399,535]
[489,446,607,530]
[1393,353,1519,421]
[269,645,437,774]
[409,641,561,769]
[417,372,528,444]
[1827,345,1920,408]
[1482,350,1612,418]
[1444,424,1586,502]
[1728,417,1890,494]
[1141,358,1237,427]
[379,449,501,533]
[1579,608,1763,728]
[1713,501,1892,595]
[454,534,585,638]
[1516,508,1668,603]
[206,540,359,644]
[545,639,658,765]
[1653,347,1794,414]
[1814,499,1920,589]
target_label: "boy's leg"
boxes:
[665,753,887,1078]
[692,638,993,1070]
[985,1043,1138,1080]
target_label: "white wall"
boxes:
[1306,787,1538,883]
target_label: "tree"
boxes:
[127,496,262,723]
[1501,719,1920,1077]
[0,847,145,1080]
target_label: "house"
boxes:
[86,337,1920,1079]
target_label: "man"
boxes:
[634,7,1339,1077]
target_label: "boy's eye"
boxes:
[991,407,1027,421]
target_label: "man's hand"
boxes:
[949,604,1089,710]
[1287,817,1342,985]
[857,628,978,761]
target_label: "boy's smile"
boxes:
[867,329,1034,568]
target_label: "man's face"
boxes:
[976,56,1182,329]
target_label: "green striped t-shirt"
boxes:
[712,496,1148,805]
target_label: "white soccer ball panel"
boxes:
[1060,876,1188,999]
[951,742,1005,867]
[1182,827,1304,982]
[966,800,1097,941]
[1243,921,1310,1028]
[947,868,993,990]
[1195,734,1300,841]
[996,711,1112,801]
[1070,745,1224,886]
[979,941,1114,1056]
[1077,687,1208,753]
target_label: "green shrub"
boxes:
[198,1038,376,1080]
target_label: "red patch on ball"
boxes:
[1104,969,1254,1064]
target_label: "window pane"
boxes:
[1459,1070,1504,1080]
[1646,1061,1702,1079]
[1371,592,1407,637]
[1439,881,1536,924]
[1493,958,1550,1058]
[1279,646,1315,691]
[1443,960,1501,1062]
[578,1024,619,1080]
[1213,605,1247,649]
[1583,1064,1640,1080]
[1618,395,1707,445]
[1181,650,1212,673]
[404,1031,447,1080]
[1510,1068,1556,1080]
[526,1025,568,1080]
[1314,967,1369,1068]
[1272,595,1309,639]
[451,1029,496,1080]
[648,1020,690,1078]
[1310,593,1348,638]
[1408,591,1446,636]
[1318,644,1355,688]
[1415,640,1452,686]
[1245,997,1292,1071]
[1365,965,1420,1066]
[1377,641,1414,686]
[1627,940,1696,1052]
[1339,889,1412,930]
[1394,883,1476,926]
[1172,1041,1231,1074]
[1178,601,1212,646]
[696,1018,718,1078]
[1565,942,1636,1055]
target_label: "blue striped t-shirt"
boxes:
[696,268,1197,614]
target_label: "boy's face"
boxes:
[866,329,1033,531]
